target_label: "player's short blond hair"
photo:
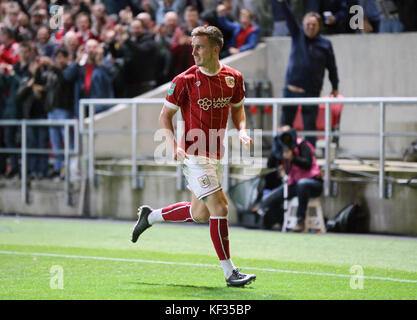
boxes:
[191,25,224,50]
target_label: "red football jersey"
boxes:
[164,64,245,159]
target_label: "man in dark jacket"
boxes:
[64,38,115,118]
[0,41,33,178]
[15,57,49,179]
[43,48,74,179]
[115,19,158,97]
[277,0,339,148]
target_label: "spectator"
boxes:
[184,0,204,14]
[16,11,36,42]
[64,39,116,117]
[29,9,48,34]
[0,63,21,178]
[0,40,32,179]
[155,0,185,26]
[91,3,108,39]
[309,0,349,34]
[3,2,20,38]
[42,49,74,180]
[137,12,157,35]
[170,6,201,75]
[65,0,91,17]
[137,0,157,22]
[35,26,57,57]
[395,0,417,32]
[154,11,179,85]
[120,19,158,97]
[0,27,20,65]
[118,6,134,26]
[270,0,289,36]
[75,11,96,45]
[378,0,404,33]
[200,0,234,59]
[99,0,129,15]
[15,57,49,180]
[276,0,339,148]
[63,30,80,62]
[101,27,126,98]
[217,8,260,56]
[254,126,323,232]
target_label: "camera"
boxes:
[271,128,298,159]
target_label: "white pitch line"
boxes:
[1,250,417,284]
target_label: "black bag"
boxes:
[229,172,284,229]
[229,176,265,229]
[326,203,368,233]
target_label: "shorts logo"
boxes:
[225,76,235,88]
[168,82,176,96]
[198,175,211,189]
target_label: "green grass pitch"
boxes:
[0,216,416,300]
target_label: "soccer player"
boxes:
[131,25,256,287]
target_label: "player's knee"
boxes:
[194,215,210,223]
[192,210,210,223]
[213,202,228,217]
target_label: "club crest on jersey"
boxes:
[168,82,176,96]
[198,175,211,189]
[196,81,201,87]
[225,76,235,88]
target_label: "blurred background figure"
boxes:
[170,6,201,75]
[217,7,259,56]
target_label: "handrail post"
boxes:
[324,102,331,196]
[176,112,184,190]
[88,103,95,215]
[21,121,27,203]
[222,120,230,192]
[272,103,278,136]
[64,123,70,205]
[379,102,385,199]
[131,102,138,189]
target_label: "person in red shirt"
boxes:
[131,25,256,287]
[0,27,19,65]
[75,12,96,45]
[217,7,260,56]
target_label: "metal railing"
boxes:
[0,119,79,204]
[78,97,417,204]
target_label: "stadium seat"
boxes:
[282,197,326,233]
[293,95,344,140]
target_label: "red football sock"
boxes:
[162,202,194,222]
[209,217,230,261]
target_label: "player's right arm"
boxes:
[159,105,188,162]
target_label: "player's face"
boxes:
[191,35,217,68]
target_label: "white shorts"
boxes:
[182,155,223,200]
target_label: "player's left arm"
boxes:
[231,105,253,147]
[230,73,252,147]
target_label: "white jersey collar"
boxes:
[199,63,223,76]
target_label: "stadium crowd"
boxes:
[0,0,416,180]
